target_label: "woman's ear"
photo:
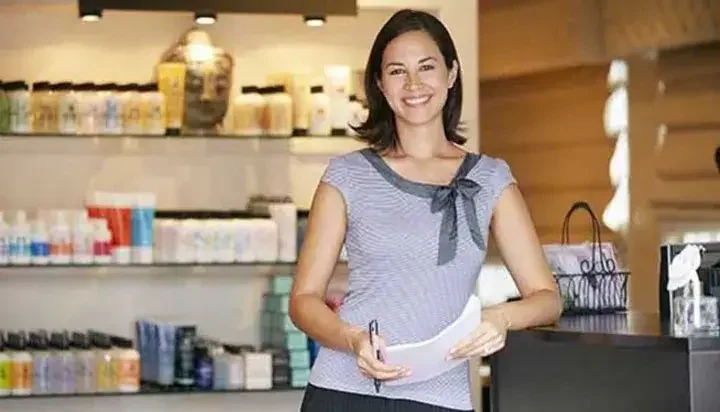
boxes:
[448,60,459,89]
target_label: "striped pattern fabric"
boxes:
[307,149,514,411]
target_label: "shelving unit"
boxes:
[0,134,367,156]
[0,383,301,400]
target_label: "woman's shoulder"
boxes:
[325,149,373,174]
[468,153,515,188]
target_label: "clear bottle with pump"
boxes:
[9,210,31,265]
[94,334,115,393]
[49,210,72,265]
[0,334,11,396]
[71,332,95,394]
[29,331,50,395]
[114,339,140,393]
[7,332,32,396]
[30,219,50,266]
[72,210,94,265]
[0,212,9,265]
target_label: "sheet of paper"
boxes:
[382,295,482,386]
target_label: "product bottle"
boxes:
[0,212,9,265]
[5,81,31,134]
[72,210,94,265]
[49,210,72,265]
[57,82,79,135]
[309,85,331,136]
[9,210,31,265]
[0,334,11,396]
[194,343,214,390]
[131,193,156,264]
[29,331,50,395]
[7,332,32,396]
[101,83,122,135]
[0,81,10,133]
[114,339,140,393]
[91,218,112,264]
[94,334,115,393]
[51,332,75,394]
[71,332,95,394]
[30,219,50,266]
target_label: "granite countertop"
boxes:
[516,312,720,352]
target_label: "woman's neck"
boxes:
[393,118,450,160]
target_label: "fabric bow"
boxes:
[431,177,485,265]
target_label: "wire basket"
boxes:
[555,201,629,315]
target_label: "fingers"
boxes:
[357,354,410,380]
[449,323,506,359]
[356,334,411,381]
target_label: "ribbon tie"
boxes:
[431,178,485,265]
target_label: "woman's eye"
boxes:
[389,68,405,76]
[419,64,435,71]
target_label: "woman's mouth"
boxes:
[402,95,432,107]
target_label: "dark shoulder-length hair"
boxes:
[351,9,465,152]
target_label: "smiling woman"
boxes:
[289,8,562,412]
[351,9,464,152]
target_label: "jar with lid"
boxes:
[56,82,79,135]
[0,82,9,133]
[31,81,58,134]
[347,94,367,136]
[77,83,102,135]
[122,83,143,135]
[141,82,166,136]
[309,85,331,136]
[5,81,31,134]
[99,83,122,135]
[233,86,264,137]
[265,85,292,137]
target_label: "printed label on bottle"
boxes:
[10,361,32,391]
[0,360,11,391]
[8,236,30,258]
[96,357,115,391]
[30,241,50,257]
[93,240,111,257]
[116,358,139,387]
[32,357,49,394]
[50,241,72,256]
[10,98,29,132]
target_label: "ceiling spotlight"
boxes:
[304,15,326,27]
[79,9,102,22]
[195,12,217,25]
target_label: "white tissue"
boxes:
[667,244,705,326]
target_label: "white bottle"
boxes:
[72,210,94,265]
[9,210,31,265]
[309,85,331,136]
[92,218,113,265]
[30,219,50,265]
[49,210,72,265]
[0,212,9,265]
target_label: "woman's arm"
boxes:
[485,184,563,330]
[289,182,364,353]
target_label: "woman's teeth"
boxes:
[402,95,431,106]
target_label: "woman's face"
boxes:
[378,30,457,128]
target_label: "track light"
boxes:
[195,12,217,25]
[304,15,326,27]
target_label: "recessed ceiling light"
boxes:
[195,12,217,25]
[304,15,326,27]
[79,9,102,22]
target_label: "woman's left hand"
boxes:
[448,309,510,360]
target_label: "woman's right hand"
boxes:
[346,327,411,381]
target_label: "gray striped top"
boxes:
[308,148,515,411]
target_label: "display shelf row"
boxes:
[0,382,302,400]
[0,134,366,156]
[0,262,347,277]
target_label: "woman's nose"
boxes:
[404,72,422,89]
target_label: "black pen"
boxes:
[368,319,381,393]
